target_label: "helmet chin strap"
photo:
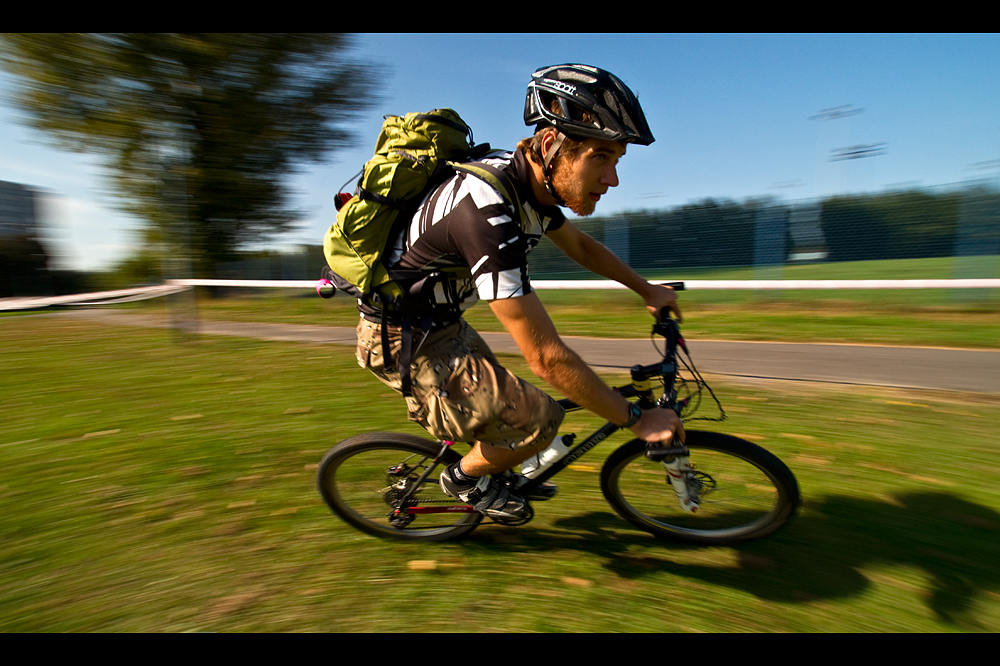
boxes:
[541,130,568,207]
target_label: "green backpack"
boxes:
[322,108,522,306]
[322,109,523,396]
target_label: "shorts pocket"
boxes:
[356,343,371,369]
[422,355,495,443]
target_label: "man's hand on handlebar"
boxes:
[644,282,682,323]
[631,406,685,447]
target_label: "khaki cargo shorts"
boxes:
[356,317,564,452]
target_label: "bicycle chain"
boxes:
[382,484,469,507]
[383,480,534,526]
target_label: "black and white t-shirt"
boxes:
[372,149,565,316]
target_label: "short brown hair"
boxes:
[517,97,594,170]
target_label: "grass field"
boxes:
[2,313,999,632]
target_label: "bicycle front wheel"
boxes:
[317,432,482,541]
[601,431,800,545]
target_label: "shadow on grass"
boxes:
[460,491,1000,628]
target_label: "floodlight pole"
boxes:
[810,104,864,195]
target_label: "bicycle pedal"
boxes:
[497,472,557,501]
[510,476,558,501]
[524,483,557,501]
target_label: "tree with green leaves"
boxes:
[0,33,382,278]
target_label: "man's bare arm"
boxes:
[489,292,684,444]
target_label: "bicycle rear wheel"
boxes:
[317,432,482,541]
[601,431,799,545]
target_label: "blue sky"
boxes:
[2,33,998,271]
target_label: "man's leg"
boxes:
[413,325,563,518]
[433,352,565,518]
[439,441,556,521]
[458,435,556,477]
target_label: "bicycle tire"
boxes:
[601,430,800,545]
[317,432,483,541]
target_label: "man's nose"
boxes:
[602,164,620,188]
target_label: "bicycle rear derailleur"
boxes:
[388,507,416,528]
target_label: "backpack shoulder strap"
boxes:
[450,161,524,228]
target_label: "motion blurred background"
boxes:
[1,34,998,633]
[1,33,998,297]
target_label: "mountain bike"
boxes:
[316,283,800,545]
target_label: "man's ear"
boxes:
[541,129,567,172]
[539,128,558,160]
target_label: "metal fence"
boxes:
[523,181,1000,281]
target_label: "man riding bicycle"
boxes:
[353,64,685,522]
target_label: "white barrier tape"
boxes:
[167,279,318,288]
[536,279,1000,290]
[0,284,189,312]
[166,278,1000,290]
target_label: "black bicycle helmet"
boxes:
[524,64,655,146]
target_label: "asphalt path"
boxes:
[48,309,1000,395]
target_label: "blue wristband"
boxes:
[622,403,642,428]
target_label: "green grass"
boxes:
[2,315,999,632]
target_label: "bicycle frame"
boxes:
[399,410,626,516]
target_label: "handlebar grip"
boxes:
[645,444,689,461]
[655,282,683,323]
[656,307,682,325]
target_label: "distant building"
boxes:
[0,180,38,239]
